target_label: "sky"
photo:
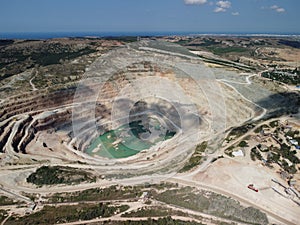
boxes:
[0,0,299,34]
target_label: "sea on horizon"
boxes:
[1,31,300,40]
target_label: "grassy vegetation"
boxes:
[250,147,263,161]
[226,124,256,141]
[179,141,207,173]
[31,47,96,66]
[26,166,96,186]
[207,46,248,55]
[6,203,129,225]
[238,140,249,148]
[152,187,268,225]
[142,182,178,190]
[185,38,218,47]
[48,185,142,203]
[254,124,270,133]
[40,183,176,204]
[174,39,192,45]
[0,195,20,206]
[154,187,210,212]
[101,217,204,225]
[224,146,235,157]
[0,210,8,223]
[0,41,97,80]
[11,183,268,224]
[122,206,173,218]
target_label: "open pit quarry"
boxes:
[0,41,258,176]
[0,39,299,225]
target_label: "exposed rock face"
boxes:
[0,40,258,171]
[0,88,76,122]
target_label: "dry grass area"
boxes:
[257,47,300,66]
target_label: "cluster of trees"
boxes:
[281,159,297,174]
[267,152,280,163]
[256,142,299,174]
[250,147,263,161]
[27,166,96,186]
[279,143,299,164]
[229,124,254,138]
[0,196,17,206]
[0,210,8,223]
[238,141,249,148]
[262,70,300,85]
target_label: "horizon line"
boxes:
[1,31,300,40]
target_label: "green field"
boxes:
[207,46,249,55]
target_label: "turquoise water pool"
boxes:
[85,120,175,159]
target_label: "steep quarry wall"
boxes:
[0,41,259,170]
